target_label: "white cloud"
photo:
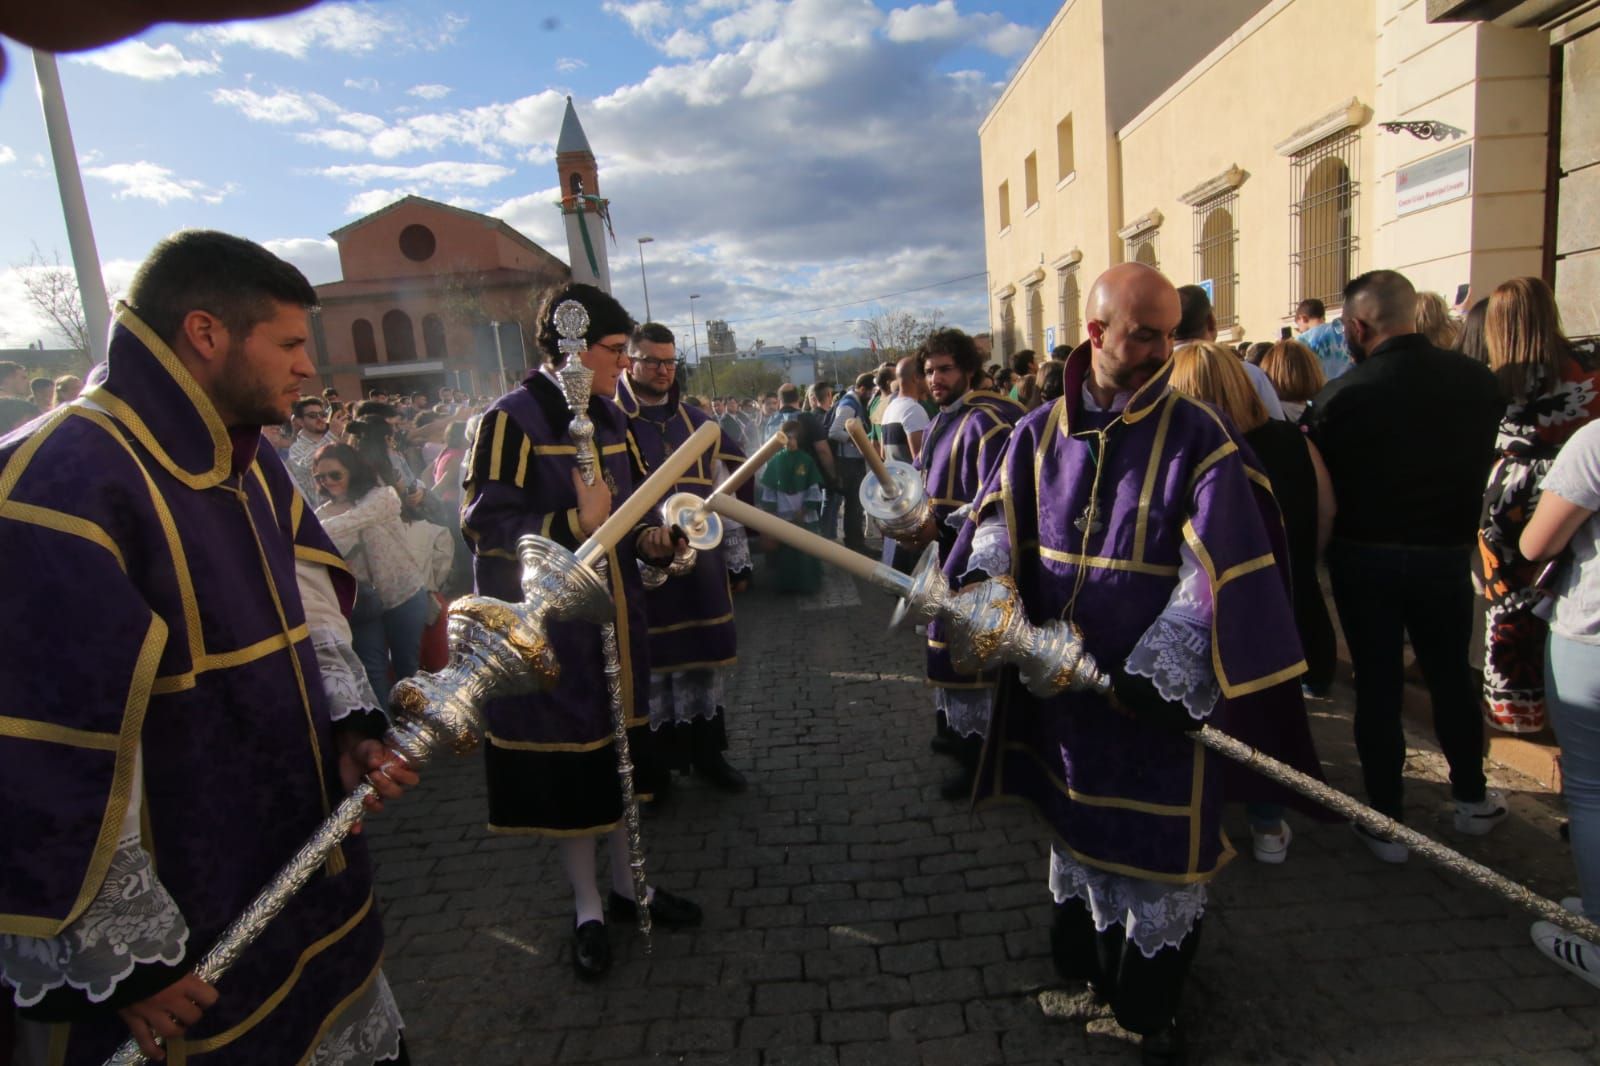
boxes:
[662,29,710,58]
[297,129,371,153]
[211,87,326,124]
[556,57,588,72]
[84,161,231,206]
[344,77,381,92]
[72,40,220,80]
[407,83,452,101]
[0,146,15,166]
[337,112,388,135]
[295,91,568,162]
[344,188,415,216]
[262,237,342,284]
[603,0,674,35]
[191,2,462,58]
[885,1,1038,56]
[709,1,784,45]
[320,161,515,188]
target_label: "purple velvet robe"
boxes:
[0,309,383,1063]
[948,345,1322,883]
[918,389,1023,687]
[617,380,751,672]
[462,371,657,831]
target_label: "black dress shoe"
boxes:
[572,920,610,981]
[695,752,748,793]
[929,734,961,757]
[609,887,703,929]
[1140,1020,1185,1066]
[940,767,976,802]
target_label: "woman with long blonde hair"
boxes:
[1168,342,1337,864]
[1477,276,1600,733]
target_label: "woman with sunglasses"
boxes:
[311,442,431,701]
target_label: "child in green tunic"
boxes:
[759,420,825,593]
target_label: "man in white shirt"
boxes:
[879,356,931,465]
[287,395,335,497]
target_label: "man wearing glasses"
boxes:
[287,395,335,497]
[618,323,753,794]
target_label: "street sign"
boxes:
[1198,278,1215,303]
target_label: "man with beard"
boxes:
[618,322,753,793]
[946,263,1321,1063]
[0,231,418,1064]
[1307,270,1505,862]
[888,330,1022,799]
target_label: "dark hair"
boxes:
[292,397,326,418]
[918,328,981,377]
[125,230,317,348]
[322,387,338,399]
[1294,298,1326,321]
[1342,269,1417,329]
[310,441,380,501]
[778,383,801,406]
[853,372,875,390]
[535,282,635,367]
[995,368,1016,390]
[1175,285,1213,342]
[781,418,803,437]
[809,382,833,405]
[444,421,469,450]
[1050,345,1070,361]
[354,400,397,421]
[1245,341,1273,366]
[344,419,398,486]
[0,361,24,379]
[1010,349,1036,376]
[1039,360,1065,403]
[1455,297,1489,364]
[875,366,895,391]
[414,410,439,430]
[631,321,675,347]
[29,377,51,394]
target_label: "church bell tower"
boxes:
[555,96,611,292]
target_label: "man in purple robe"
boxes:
[0,231,418,1065]
[462,284,700,982]
[618,322,753,794]
[888,329,1023,800]
[946,264,1319,1064]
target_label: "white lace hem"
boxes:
[1049,845,1206,959]
[310,623,385,723]
[649,667,727,728]
[0,836,189,1007]
[962,515,1011,582]
[306,971,405,1066]
[723,525,753,574]
[934,687,993,738]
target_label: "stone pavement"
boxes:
[366,560,1600,1065]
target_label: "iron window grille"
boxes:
[1289,129,1360,313]
[1058,266,1082,348]
[1126,230,1159,270]
[999,297,1017,358]
[1193,189,1240,331]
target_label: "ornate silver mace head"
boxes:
[552,299,599,485]
[517,533,616,624]
[859,459,930,540]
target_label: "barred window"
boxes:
[1126,230,1159,270]
[1058,266,1081,347]
[1290,130,1359,312]
[1193,190,1239,331]
[1026,285,1045,352]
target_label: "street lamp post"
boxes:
[636,236,654,321]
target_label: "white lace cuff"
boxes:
[962,515,1011,582]
[1122,541,1218,721]
[0,837,189,1007]
[310,624,385,722]
[1049,845,1206,959]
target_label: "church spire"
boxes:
[556,96,610,291]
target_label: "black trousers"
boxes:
[835,456,867,549]
[1326,539,1487,819]
[1050,897,1201,1035]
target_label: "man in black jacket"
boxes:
[1308,269,1508,863]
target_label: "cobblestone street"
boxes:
[367,560,1600,1065]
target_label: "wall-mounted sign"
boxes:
[1396,144,1472,217]
[1198,278,1215,303]
[1044,326,1056,353]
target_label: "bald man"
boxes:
[946,263,1321,1061]
[1307,270,1505,862]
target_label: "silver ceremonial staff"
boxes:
[104,420,722,1066]
[689,490,1600,949]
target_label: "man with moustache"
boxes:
[0,231,418,1064]
[946,263,1318,1063]
[618,322,752,793]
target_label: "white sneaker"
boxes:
[1251,821,1292,864]
[1454,788,1509,836]
[1352,821,1408,863]
[1531,920,1600,990]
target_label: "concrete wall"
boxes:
[1118,0,1378,336]
[1100,0,1272,131]
[1555,20,1600,337]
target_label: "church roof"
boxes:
[327,194,552,258]
[556,95,592,155]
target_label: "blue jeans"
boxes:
[1326,540,1486,819]
[350,585,431,702]
[1547,633,1600,924]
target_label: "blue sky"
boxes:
[0,0,1043,353]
